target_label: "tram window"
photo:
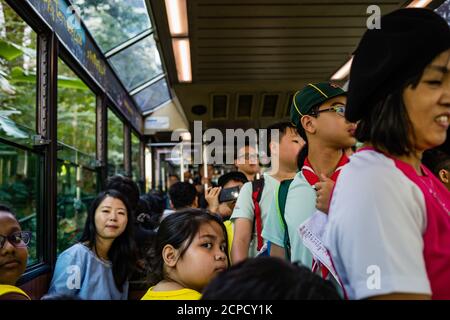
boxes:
[0,145,40,265]
[0,1,40,266]
[0,0,37,131]
[108,35,162,91]
[56,58,98,254]
[73,0,151,53]
[57,58,96,157]
[56,162,97,254]
[107,108,125,176]
[131,132,140,183]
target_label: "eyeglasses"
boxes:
[237,153,258,161]
[0,231,32,249]
[311,105,346,117]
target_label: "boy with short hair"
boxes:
[231,122,305,264]
[263,83,356,275]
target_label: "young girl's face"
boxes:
[175,221,228,292]
[403,49,450,152]
[0,211,28,285]
[94,196,128,240]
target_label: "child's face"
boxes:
[94,196,128,241]
[175,221,228,292]
[312,95,357,149]
[0,211,28,285]
[277,127,305,170]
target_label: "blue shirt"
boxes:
[47,243,129,300]
[262,171,316,265]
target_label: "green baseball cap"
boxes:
[290,82,346,127]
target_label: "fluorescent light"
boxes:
[165,0,188,37]
[172,38,192,82]
[330,57,353,81]
[407,0,433,8]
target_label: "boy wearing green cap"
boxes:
[262,82,356,278]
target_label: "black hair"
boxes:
[145,208,230,286]
[0,204,16,217]
[264,122,298,157]
[422,148,450,177]
[354,73,423,156]
[0,204,19,225]
[79,189,137,292]
[168,174,180,180]
[105,175,140,213]
[202,257,341,300]
[217,171,248,188]
[135,190,166,231]
[168,182,198,210]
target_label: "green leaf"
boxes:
[0,39,23,61]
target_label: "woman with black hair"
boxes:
[324,8,450,300]
[47,190,136,300]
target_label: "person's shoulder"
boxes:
[57,243,91,263]
[340,149,408,186]
[238,181,252,194]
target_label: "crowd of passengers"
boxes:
[1,8,450,300]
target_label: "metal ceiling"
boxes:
[149,0,415,135]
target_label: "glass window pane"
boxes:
[57,58,96,158]
[74,0,151,52]
[131,133,140,182]
[57,162,97,254]
[108,109,124,175]
[0,143,40,265]
[0,0,37,131]
[133,78,170,112]
[109,35,162,90]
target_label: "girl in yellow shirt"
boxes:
[141,209,230,300]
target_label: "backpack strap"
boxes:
[276,179,294,261]
[251,178,265,251]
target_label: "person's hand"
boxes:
[314,173,335,214]
[205,186,221,213]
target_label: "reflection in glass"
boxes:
[133,78,171,112]
[73,0,151,52]
[108,109,125,176]
[0,0,37,131]
[109,35,162,90]
[0,144,39,265]
[57,162,97,254]
[57,58,96,157]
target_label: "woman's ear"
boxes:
[300,115,316,134]
[439,169,449,184]
[162,244,179,267]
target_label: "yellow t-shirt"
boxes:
[223,220,233,260]
[141,287,201,300]
[0,285,31,300]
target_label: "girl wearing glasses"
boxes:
[0,204,31,300]
[47,190,136,300]
[324,8,450,300]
